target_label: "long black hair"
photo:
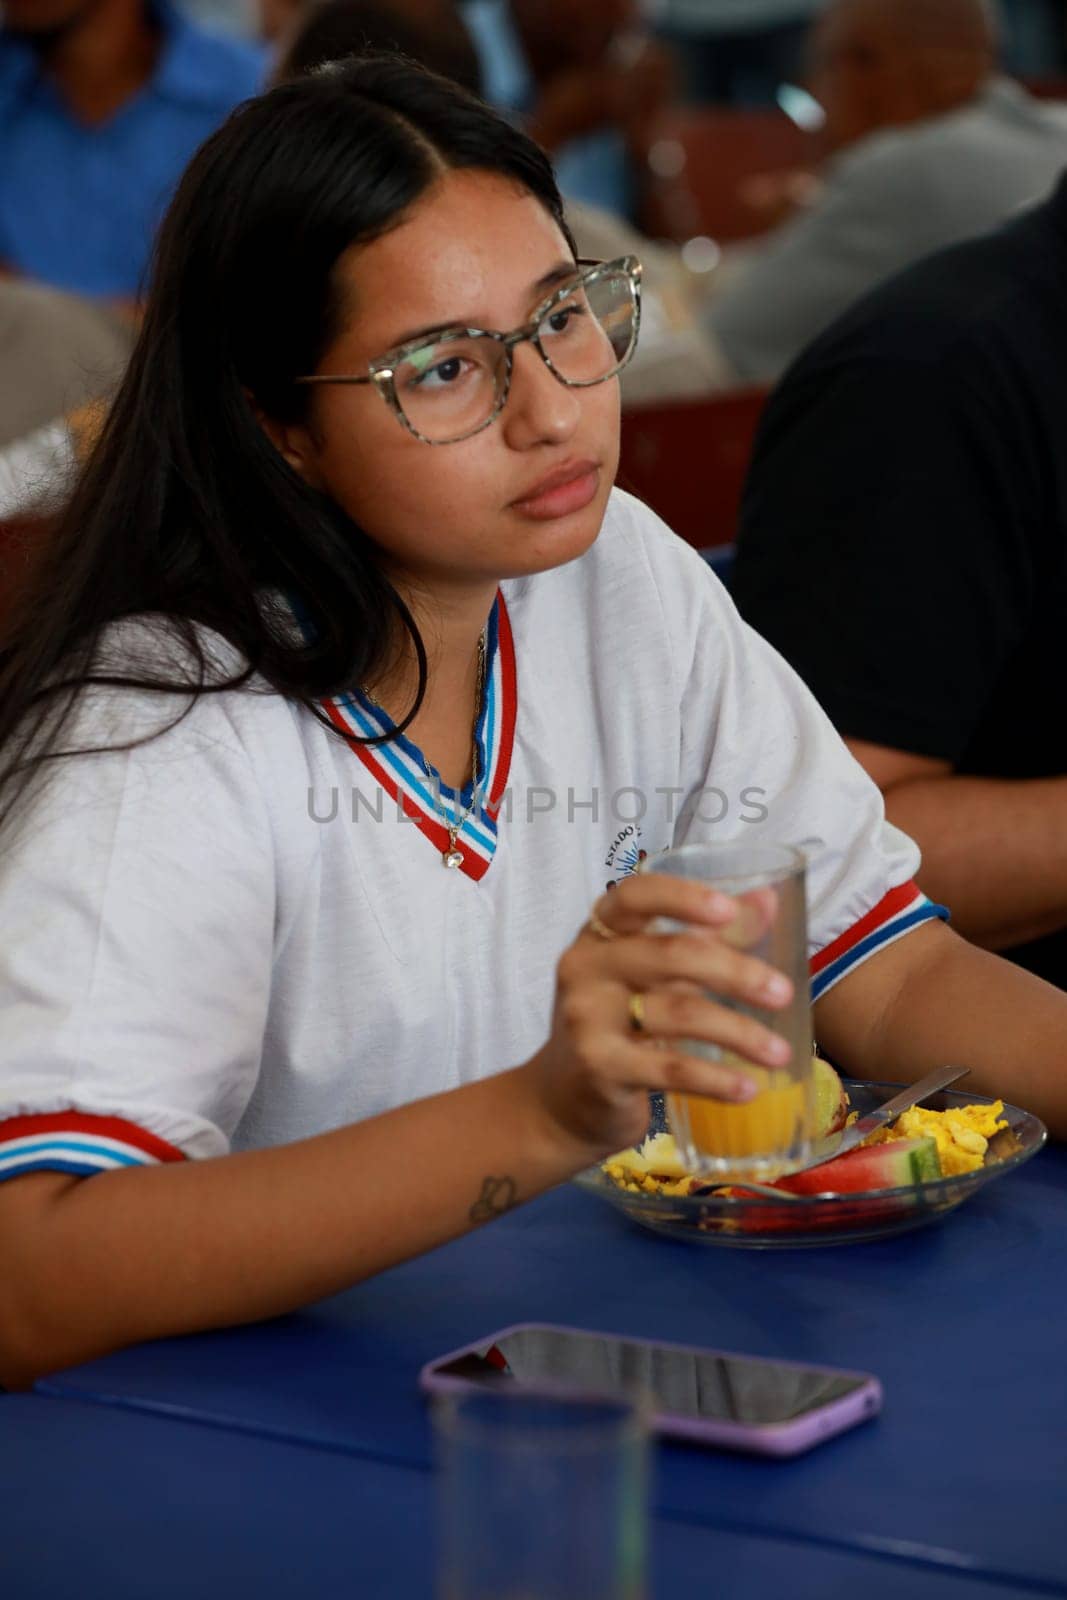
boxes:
[0,55,574,826]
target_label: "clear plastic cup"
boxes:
[434,1387,648,1600]
[648,841,814,1182]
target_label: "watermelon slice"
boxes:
[695,1137,945,1238]
[773,1136,942,1196]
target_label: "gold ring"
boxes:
[628,992,646,1034]
[587,912,617,942]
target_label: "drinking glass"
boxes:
[434,1388,648,1600]
[649,841,814,1182]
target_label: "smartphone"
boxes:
[419,1322,881,1457]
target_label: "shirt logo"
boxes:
[604,824,648,890]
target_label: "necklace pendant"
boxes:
[443,847,464,869]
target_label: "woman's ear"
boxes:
[245,390,325,487]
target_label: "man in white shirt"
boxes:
[0,281,131,450]
[700,0,1067,386]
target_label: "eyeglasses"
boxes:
[294,256,642,445]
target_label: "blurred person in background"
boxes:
[0,0,719,529]
[698,0,1067,387]
[0,0,262,515]
[0,0,265,301]
[459,0,673,219]
[236,0,672,220]
[277,0,482,87]
[0,279,130,449]
[731,178,1067,991]
[655,0,828,106]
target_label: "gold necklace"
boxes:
[440,630,487,869]
[363,632,488,870]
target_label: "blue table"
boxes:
[27,1144,1067,1595]
[0,1394,1051,1598]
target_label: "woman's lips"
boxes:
[510,462,600,520]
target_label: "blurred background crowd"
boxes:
[4,0,1067,444]
[4,0,1067,986]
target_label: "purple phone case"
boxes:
[419,1321,882,1457]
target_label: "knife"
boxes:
[789,1062,971,1175]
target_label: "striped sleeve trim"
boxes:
[0,1111,187,1182]
[811,881,949,1002]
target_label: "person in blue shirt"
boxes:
[460,0,671,222]
[0,0,264,301]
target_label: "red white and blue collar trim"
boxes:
[0,1110,186,1182]
[322,592,517,883]
[811,881,948,1001]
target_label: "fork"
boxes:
[690,1179,807,1201]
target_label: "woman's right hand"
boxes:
[528,872,795,1160]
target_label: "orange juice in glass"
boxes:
[648,842,815,1183]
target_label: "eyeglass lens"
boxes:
[391,268,637,443]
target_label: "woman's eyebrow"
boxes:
[382,261,579,352]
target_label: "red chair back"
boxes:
[617,389,768,550]
[1023,78,1067,101]
[640,108,815,244]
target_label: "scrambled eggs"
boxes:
[604,1133,700,1195]
[603,1101,1010,1191]
[861,1101,1007,1176]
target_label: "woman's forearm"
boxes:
[0,871,809,1390]
[0,1062,591,1389]
[815,922,1067,1139]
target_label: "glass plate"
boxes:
[573,1081,1047,1248]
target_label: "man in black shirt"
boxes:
[732,171,1067,988]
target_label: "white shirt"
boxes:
[0,491,941,1180]
[706,79,1067,386]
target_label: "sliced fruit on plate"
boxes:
[774,1135,942,1196]
[812,1055,850,1138]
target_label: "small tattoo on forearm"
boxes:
[470,1175,518,1224]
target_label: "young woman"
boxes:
[0,58,1063,1389]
